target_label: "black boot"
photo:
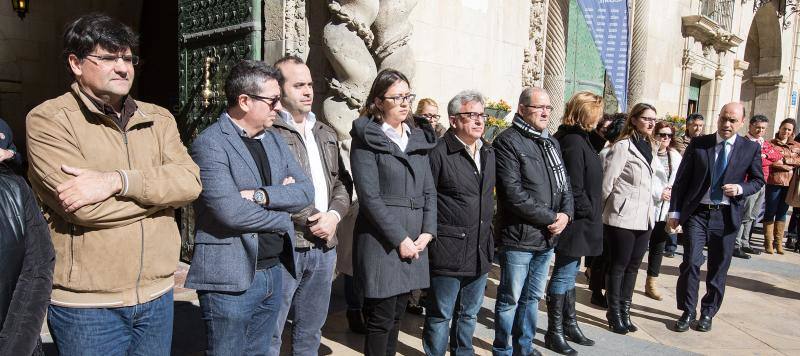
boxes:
[545,294,578,355]
[563,289,594,346]
[346,309,367,334]
[620,272,638,332]
[590,290,607,308]
[605,271,628,334]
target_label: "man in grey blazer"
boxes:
[186,60,313,355]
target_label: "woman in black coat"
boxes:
[545,91,605,355]
[349,69,437,356]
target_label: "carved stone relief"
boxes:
[523,0,547,88]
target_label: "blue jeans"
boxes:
[665,233,678,253]
[423,273,488,356]
[270,248,337,356]
[764,184,790,222]
[547,254,580,295]
[48,290,174,356]
[493,247,554,356]
[198,265,283,356]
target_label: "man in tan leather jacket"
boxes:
[25,14,201,355]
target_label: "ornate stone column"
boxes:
[677,47,694,119]
[263,0,310,64]
[543,0,568,132]
[627,0,649,107]
[522,0,547,88]
[732,59,749,102]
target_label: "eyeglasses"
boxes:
[420,113,441,120]
[381,94,416,105]
[85,54,140,66]
[656,132,674,138]
[454,112,489,123]
[246,93,282,108]
[639,116,658,123]
[525,104,554,112]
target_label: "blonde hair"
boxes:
[415,98,438,115]
[562,91,603,132]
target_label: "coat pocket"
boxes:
[429,224,467,271]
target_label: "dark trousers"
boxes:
[363,293,410,356]
[589,238,608,294]
[604,225,651,302]
[676,207,737,317]
[647,221,669,277]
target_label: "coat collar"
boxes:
[70,82,153,130]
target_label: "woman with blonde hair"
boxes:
[546,91,604,354]
[601,103,658,334]
[414,98,446,137]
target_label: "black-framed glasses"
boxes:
[454,112,489,122]
[656,132,674,138]
[525,104,554,112]
[381,94,416,105]
[85,54,140,66]
[420,113,441,120]
[246,93,282,108]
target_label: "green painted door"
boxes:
[177,0,263,261]
[564,0,608,105]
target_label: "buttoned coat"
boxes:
[349,116,437,299]
[553,125,603,257]
[185,114,314,292]
[428,130,495,277]
[601,138,656,231]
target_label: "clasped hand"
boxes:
[398,233,433,260]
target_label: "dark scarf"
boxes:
[631,133,653,164]
[513,114,568,192]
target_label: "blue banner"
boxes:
[576,0,630,110]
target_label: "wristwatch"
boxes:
[253,189,268,206]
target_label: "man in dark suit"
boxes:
[667,102,764,332]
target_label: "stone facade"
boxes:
[2,0,800,148]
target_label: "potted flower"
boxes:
[663,113,686,138]
[483,115,510,142]
[485,99,511,120]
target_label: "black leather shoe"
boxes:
[674,311,696,332]
[742,246,761,255]
[664,251,675,258]
[590,291,608,308]
[733,248,751,259]
[696,314,713,332]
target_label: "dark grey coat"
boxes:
[349,116,437,299]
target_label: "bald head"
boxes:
[519,87,549,106]
[717,102,746,139]
[720,102,745,120]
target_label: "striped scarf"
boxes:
[513,115,568,192]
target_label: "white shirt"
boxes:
[382,122,411,152]
[280,111,334,218]
[454,134,483,173]
[670,133,742,220]
[227,112,266,139]
[746,133,765,147]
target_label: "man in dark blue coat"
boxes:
[668,102,764,332]
[186,60,313,354]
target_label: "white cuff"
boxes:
[669,212,680,220]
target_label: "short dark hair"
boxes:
[62,13,138,77]
[750,114,769,125]
[273,55,306,87]
[224,60,282,108]
[360,68,411,122]
[687,113,704,124]
[605,113,627,143]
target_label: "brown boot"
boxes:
[645,276,663,301]
[764,221,775,254]
[775,221,786,254]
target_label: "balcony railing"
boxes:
[701,0,734,32]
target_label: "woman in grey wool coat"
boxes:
[349,68,437,356]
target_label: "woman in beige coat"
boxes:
[600,103,659,335]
